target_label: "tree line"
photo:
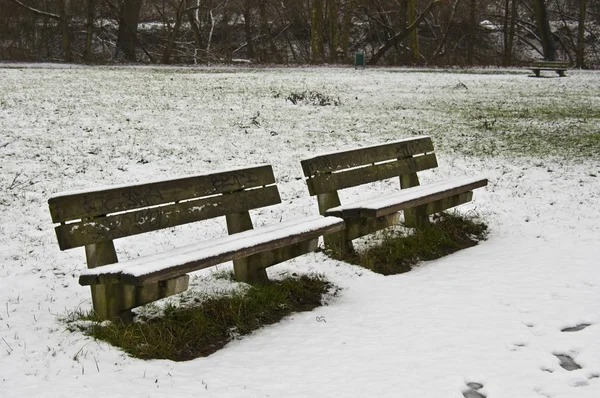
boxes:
[1,0,598,68]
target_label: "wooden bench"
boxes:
[48,165,344,322]
[531,61,570,77]
[300,136,487,254]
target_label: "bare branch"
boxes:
[9,0,60,20]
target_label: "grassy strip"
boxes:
[67,275,334,361]
[335,213,488,275]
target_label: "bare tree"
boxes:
[576,0,587,67]
[9,0,73,62]
[532,0,556,60]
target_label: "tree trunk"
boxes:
[187,0,204,62]
[259,0,281,63]
[407,0,419,62]
[467,0,476,65]
[339,0,355,62]
[310,0,325,63]
[328,0,339,63]
[432,0,461,60]
[84,0,95,62]
[243,0,255,60]
[116,0,142,61]
[503,0,518,66]
[532,0,556,60]
[368,1,439,65]
[576,0,587,67]
[162,0,186,64]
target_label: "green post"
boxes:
[355,52,365,69]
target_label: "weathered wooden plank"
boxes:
[344,213,401,241]
[367,179,486,218]
[79,218,345,286]
[134,275,189,307]
[301,136,434,176]
[225,211,269,284]
[316,191,350,253]
[306,154,437,196]
[56,186,281,250]
[422,191,473,216]
[48,165,276,222]
[324,178,487,219]
[532,61,570,68]
[400,171,429,228]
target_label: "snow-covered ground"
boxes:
[1,65,599,398]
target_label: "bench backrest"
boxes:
[49,165,281,251]
[301,136,437,197]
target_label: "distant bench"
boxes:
[48,165,344,322]
[531,61,570,77]
[300,136,488,254]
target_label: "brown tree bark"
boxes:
[532,0,556,60]
[115,0,142,61]
[83,0,95,62]
[310,0,325,63]
[367,1,440,65]
[503,0,518,66]
[9,0,72,62]
[243,0,255,60]
[467,0,476,65]
[576,0,587,67]
[328,0,339,63]
[407,0,419,62]
[161,0,187,64]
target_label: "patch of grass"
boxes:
[66,275,334,361]
[335,212,488,275]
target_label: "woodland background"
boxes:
[1,0,598,68]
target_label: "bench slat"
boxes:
[79,216,345,286]
[49,164,276,223]
[301,136,434,176]
[306,153,438,195]
[325,176,487,218]
[55,186,281,250]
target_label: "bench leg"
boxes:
[399,173,430,228]
[557,70,565,77]
[316,190,355,256]
[226,211,270,285]
[85,241,134,322]
[233,257,269,285]
[533,69,540,77]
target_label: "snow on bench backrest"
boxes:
[48,164,281,250]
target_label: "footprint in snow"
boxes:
[463,382,485,398]
[561,324,591,332]
[554,354,581,371]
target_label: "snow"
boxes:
[1,65,599,397]
[80,215,343,281]
[326,175,487,215]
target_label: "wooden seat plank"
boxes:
[325,176,488,219]
[79,215,345,286]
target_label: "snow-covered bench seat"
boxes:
[48,165,344,321]
[531,60,570,77]
[300,136,488,254]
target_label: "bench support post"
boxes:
[317,191,354,255]
[226,211,270,285]
[399,173,430,228]
[85,241,135,323]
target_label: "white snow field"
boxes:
[0,65,599,398]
